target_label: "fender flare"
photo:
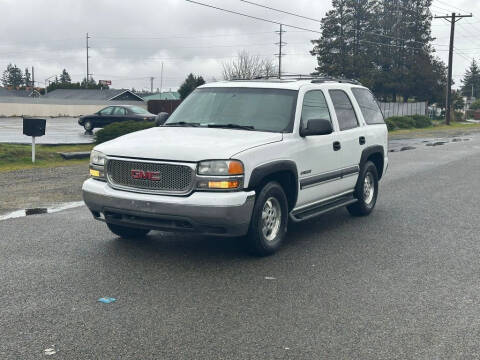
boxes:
[359,145,385,179]
[248,160,299,207]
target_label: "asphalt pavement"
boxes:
[1,137,480,359]
[0,117,96,144]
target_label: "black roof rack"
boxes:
[230,74,362,85]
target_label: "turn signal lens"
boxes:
[208,180,239,189]
[228,161,244,175]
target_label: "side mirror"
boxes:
[155,112,170,126]
[300,119,333,137]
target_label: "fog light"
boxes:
[90,169,100,177]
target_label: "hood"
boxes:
[95,127,283,162]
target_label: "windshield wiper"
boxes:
[163,122,201,127]
[207,123,255,130]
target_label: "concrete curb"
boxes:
[58,152,90,160]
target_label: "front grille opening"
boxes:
[106,159,194,194]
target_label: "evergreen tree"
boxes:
[59,69,71,84]
[178,73,205,100]
[24,68,32,87]
[460,59,480,99]
[311,0,446,103]
[1,64,24,88]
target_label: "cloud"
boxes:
[1,0,476,90]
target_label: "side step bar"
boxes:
[290,194,357,222]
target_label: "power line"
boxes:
[184,0,322,34]
[238,0,448,47]
[239,0,321,22]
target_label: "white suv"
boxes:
[83,78,388,255]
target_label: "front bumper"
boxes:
[82,178,255,236]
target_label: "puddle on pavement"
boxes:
[0,201,84,221]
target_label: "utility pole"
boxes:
[275,24,286,78]
[434,13,472,125]
[31,66,35,97]
[86,32,91,88]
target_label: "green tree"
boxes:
[1,63,24,88]
[178,73,205,100]
[24,68,32,87]
[460,59,480,99]
[311,0,446,103]
[59,69,71,84]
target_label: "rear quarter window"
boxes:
[351,88,385,125]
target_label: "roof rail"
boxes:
[227,74,362,85]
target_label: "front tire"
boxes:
[247,181,288,256]
[347,161,379,216]
[106,223,150,238]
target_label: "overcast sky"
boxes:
[1,0,479,92]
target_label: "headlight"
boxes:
[90,150,105,166]
[196,160,244,190]
[197,160,244,176]
[89,150,106,181]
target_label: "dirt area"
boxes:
[0,163,89,215]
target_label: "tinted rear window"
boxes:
[351,88,385,125]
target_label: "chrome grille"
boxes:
[106,159,194,194]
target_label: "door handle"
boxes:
[359,136,366,145]
[333,141,341,151]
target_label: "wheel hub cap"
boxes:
[363,172,374,204]
[261,197,281,242]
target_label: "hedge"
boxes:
[385,115,432,131]
[95,121,156,144]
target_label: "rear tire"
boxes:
[84,120,93,131]
[247,181,288,256]
[106,223,150,238]
[347,161,378,216]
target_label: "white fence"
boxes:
[379,102,427,118]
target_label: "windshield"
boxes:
[165,87,298,132]
[129,106,150,115]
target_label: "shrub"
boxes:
[387,116,416,129]
[95,121,155,144]
[385,118,396,131]
[411,115,432,128]
[385,115,432,131]
[470,99,480,110]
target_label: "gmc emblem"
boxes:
[131,169,161,181]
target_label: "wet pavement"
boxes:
[0,117,97,144]
[389,135,474,152]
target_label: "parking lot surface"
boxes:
[1,138,480,359]
[0,117,96,144]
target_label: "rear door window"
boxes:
[301,90,331,128]
[329,90,359,131]
[112,107,126,116]
[351,88,385,125]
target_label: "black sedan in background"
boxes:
[78,105,158,131]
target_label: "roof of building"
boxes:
[0,88,36,97]
[43,89,144,101]
[142,91,181,101]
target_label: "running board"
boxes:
[290,195,358,222]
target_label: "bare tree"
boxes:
[222,51,278,80]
